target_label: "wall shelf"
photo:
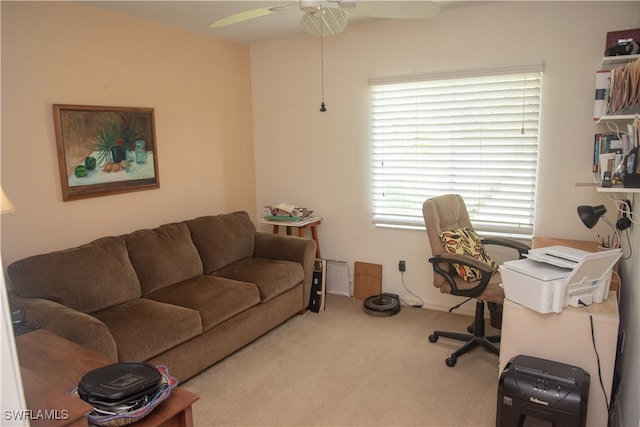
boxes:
[596,114,638,123]
[596,185,640,193]
[591,56,640,194]
[602,54,640,66]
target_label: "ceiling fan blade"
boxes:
[300,8,347,36]
[209,3,293,28]
[343,1,440,19]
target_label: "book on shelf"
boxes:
[628,121,639,149]
[308,258,326,313]
[593,133,624,179]
[593,133,602,173]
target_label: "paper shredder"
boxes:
[497,355,590,427]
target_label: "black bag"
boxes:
[77,362,163,412]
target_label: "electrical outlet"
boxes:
[399,260,406,272]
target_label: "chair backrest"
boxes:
[422,194,474,287]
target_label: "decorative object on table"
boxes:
[53,104,160,201]
[73,363,176,427]
[263,203,313,220]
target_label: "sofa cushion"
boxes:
[124,222,203,295]
[92,298,202,362]
[7,236,141,314]
[146,275,260,332]
[213,257,304,303]
[185,211,255,274]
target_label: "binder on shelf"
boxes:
[308,258,326,313]
[594,69,611,120]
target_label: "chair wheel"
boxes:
[428,334,438,343]
[467,325,474,334]
[446,356,457,367]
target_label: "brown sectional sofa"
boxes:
[7,211,316,381]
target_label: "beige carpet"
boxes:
[182,294,503,427]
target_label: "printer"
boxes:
[501,246,622,314]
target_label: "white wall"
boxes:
[251,1,635,310]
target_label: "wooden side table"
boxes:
[14,329,199,427]
[260,217,322,258]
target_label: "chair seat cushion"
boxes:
[439,227,499,282]
[92,299,202,362]
[145,275,260,332]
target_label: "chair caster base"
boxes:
[446,356,457,367]
[428,334,438,343]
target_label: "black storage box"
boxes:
[497,355,590,427]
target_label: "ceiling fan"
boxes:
[209,1,441,37]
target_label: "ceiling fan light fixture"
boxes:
[300,0,322,12]
[300,7,347,36]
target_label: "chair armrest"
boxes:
[253,232,317,307]
[434,253,496,272]
[428,253,494,297]
[481,236,530,258]
[9,293,118,361]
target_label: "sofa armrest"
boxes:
[9,293,118,361]
[254,232,317,306]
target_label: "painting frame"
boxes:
[53,104,160,201]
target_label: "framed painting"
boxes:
[53,104,160,201]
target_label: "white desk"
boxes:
[499,293,619,427]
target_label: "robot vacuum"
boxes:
[363,293,401,317]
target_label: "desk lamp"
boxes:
[577,204,620,247]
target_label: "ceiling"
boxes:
[80,1,491,45]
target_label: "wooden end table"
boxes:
[260,217,322,258]
[14,329,199,427]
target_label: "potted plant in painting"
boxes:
[88,118,118,167]
[88,116,146,168]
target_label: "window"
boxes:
[370,64,543,238]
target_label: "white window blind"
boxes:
[370,64,543,238]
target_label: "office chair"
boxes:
[423,194,529,367]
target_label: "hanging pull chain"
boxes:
[319,6,327,112]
